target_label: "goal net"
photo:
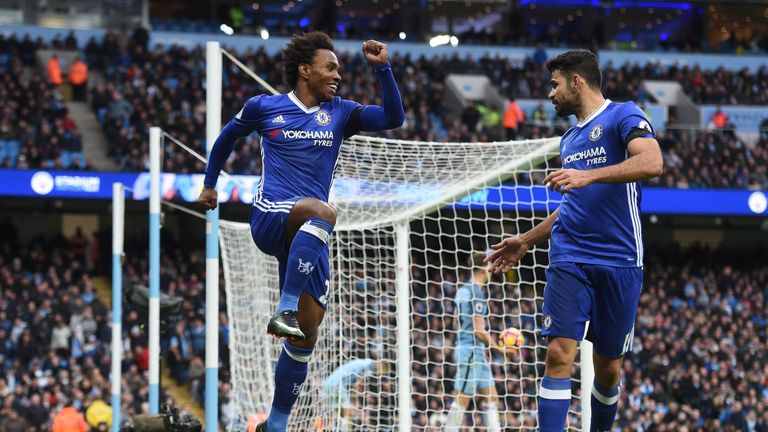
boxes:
[220,135,589,431]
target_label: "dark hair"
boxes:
[467,252,487,272]
[281,31,335,89]
[546,49,601,89]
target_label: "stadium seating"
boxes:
[0,224,201,431]
[7,31,763,190]
[74,32,767,191]
[0,34,89,170]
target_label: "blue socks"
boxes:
[277,217,334,313]
[538,376,571,431]
[266,341,314,432]
[590,379,620,432]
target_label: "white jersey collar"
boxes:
[288,91,320,114]
[575,99,611,128]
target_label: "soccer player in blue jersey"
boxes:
[322,358,390,431]
[444,252,517,432]
[198,32,403,432]
[485,49,662,431]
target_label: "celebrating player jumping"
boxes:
[485,49,663,431]
[199,32,404,432]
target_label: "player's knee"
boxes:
[594,356,622,387]
[293,198,337,227]
[311,202,337,226]
[292,328,319,349]
[545,340,576,373]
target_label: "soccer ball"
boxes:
[498,327,524,349]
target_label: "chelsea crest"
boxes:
[315,109,331,126]
[589,124,603,141]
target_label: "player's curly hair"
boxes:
[546,49,602,89]
[282,31,335,89]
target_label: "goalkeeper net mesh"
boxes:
[220,136,587,431]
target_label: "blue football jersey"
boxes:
[550,99,655,268]
[231,91,361,204]
[455,282,488,348]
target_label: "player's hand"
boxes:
[502,346,520,357]
[484,236,529,274]
[198,187,218,210]
[491,343,519,357]
[362,40,389,66]
[543,169,594,194]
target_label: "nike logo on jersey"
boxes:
[272,115,286,123]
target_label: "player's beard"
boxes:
[553,93,577,118]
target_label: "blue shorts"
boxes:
[542,262,643,359]
[249,198,331,309]
[454,347,494,395]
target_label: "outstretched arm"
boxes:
[484,209,559,274]
[346,40,404,136]
[199,98,261,209]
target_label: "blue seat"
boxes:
[60,151,72,168]
[6,140,19,156]
[70,151,86,168]
[0,140,8,163]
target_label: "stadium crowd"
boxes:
[0,221,168,431]
[1,29,768,186]
[652,129,768,190]
[49,29,763,190]
[0,34,89,170]
[486,55,768,106]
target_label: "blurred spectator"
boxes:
[461,101,480,132]
[47,54,62,87]
[502,97,525,140]
[107,91,133,126]
[70,227,89,262]
[708,106,730,130]
[0,408,30,432]
[167,321,191,382]
[475,103,501,141]
[69,57,88,101]
[64,31,78,51]
[51,404,89,432]
[532,43,548,66]
[85,399,112,430]
[531,102,548,127]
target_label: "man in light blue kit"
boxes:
[198,32,403,432]
[485,49,663,431]
[322,358,390,431]
[444,252,517,432]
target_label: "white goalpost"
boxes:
[219,134,594,431]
